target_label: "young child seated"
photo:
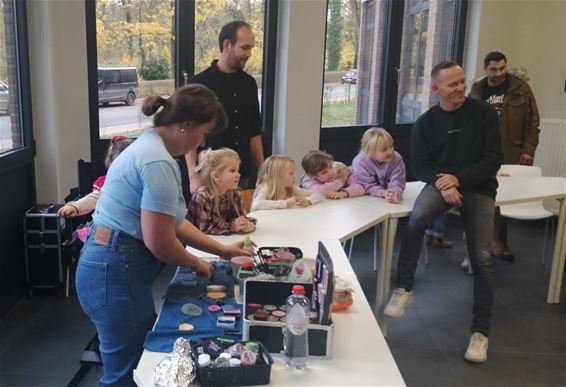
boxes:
[300,150,365,199]
[352,127,406,203]
[251,155,324,211]
[58,136,133,218]
[187,148,256,235]
[57,136,134,242]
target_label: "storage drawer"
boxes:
[25,231,61,246]
[25,245,64,286]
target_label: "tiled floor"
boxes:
[0,215,564,386]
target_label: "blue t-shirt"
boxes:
[93,129,187,239]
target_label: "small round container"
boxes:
[253,310,269,321]
[271,310,286,318]
[230,256,253,274]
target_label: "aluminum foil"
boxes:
[153,337,196,387]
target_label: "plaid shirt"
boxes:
[187,186,248,235]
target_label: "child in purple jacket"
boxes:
[352,127,406,203]
[300,150,365,199]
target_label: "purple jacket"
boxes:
[351,151,406,197]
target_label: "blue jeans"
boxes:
[76,224,162,386]
[425,213,448,238]
[396,184,495,336]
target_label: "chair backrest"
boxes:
[242,189,255,213]
[498,164,542,177]
[77,159,107,196]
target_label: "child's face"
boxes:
[216,158,241,192]
[313,163,335,183]
[371,143,395,163]
[284,164,296,187]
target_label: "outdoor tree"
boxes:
[327,0,342,71]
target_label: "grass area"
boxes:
[100,128,147,139]
[321,100,356,127]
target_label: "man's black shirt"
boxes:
[189,60,262,177]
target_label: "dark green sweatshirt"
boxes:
[411,98,502,199]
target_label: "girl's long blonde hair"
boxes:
[360,127,394,155]
[196,148,242,218]
[256,155,295,200]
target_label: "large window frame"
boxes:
[85,0,277,164]
[0,0,35,172]
[320,0,468,134]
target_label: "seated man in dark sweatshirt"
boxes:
[384,61,502,364]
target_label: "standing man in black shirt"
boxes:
[384,61,502,364]
[470,51,541,262]
[187,20,264,190]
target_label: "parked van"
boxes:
[98,67,139,106]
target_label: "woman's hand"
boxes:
[57,204,78,218]
[222,241,255,260]
[196,260,214,279]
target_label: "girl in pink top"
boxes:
[300,150,365,199]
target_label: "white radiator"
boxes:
[534,119,566,177]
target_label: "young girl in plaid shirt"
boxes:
[187,148,256,235]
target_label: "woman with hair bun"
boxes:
[75,84,251,386]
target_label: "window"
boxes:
[94,0,175,139]
[194,0,265,110]
[87,0,275,160]
[0,0,31,156]
[396,0,457,123]
[321,0,465,129]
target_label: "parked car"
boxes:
[0,81,9,114]
[98,67,139,106]
[341,69,358,84]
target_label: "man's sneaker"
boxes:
[460,256,473,275]
[464,332,488,363]
[384,288,413,318]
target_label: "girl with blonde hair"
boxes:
[251,154,323,210]
[187,148,256,234]
[352,127,406,203]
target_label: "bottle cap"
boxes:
[292,284,305,295]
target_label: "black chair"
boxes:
[65,159,106,387]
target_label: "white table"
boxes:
[248,196,391,242]
[495,177,566,303]
[133,239,406,387]
[134,176,565,385]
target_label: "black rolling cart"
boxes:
[23,204,71,297]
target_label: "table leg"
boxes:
[376,218,389,329]
[376,217,399,336]
[547,198,566,304]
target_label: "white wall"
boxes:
[27,0,90,203]
[273,0,327,173]
[465,0,566,120]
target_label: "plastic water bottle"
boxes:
[283,284,309,370]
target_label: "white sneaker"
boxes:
[460,256,473,275]
[464,332,488,363]
[384,288,413,318]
